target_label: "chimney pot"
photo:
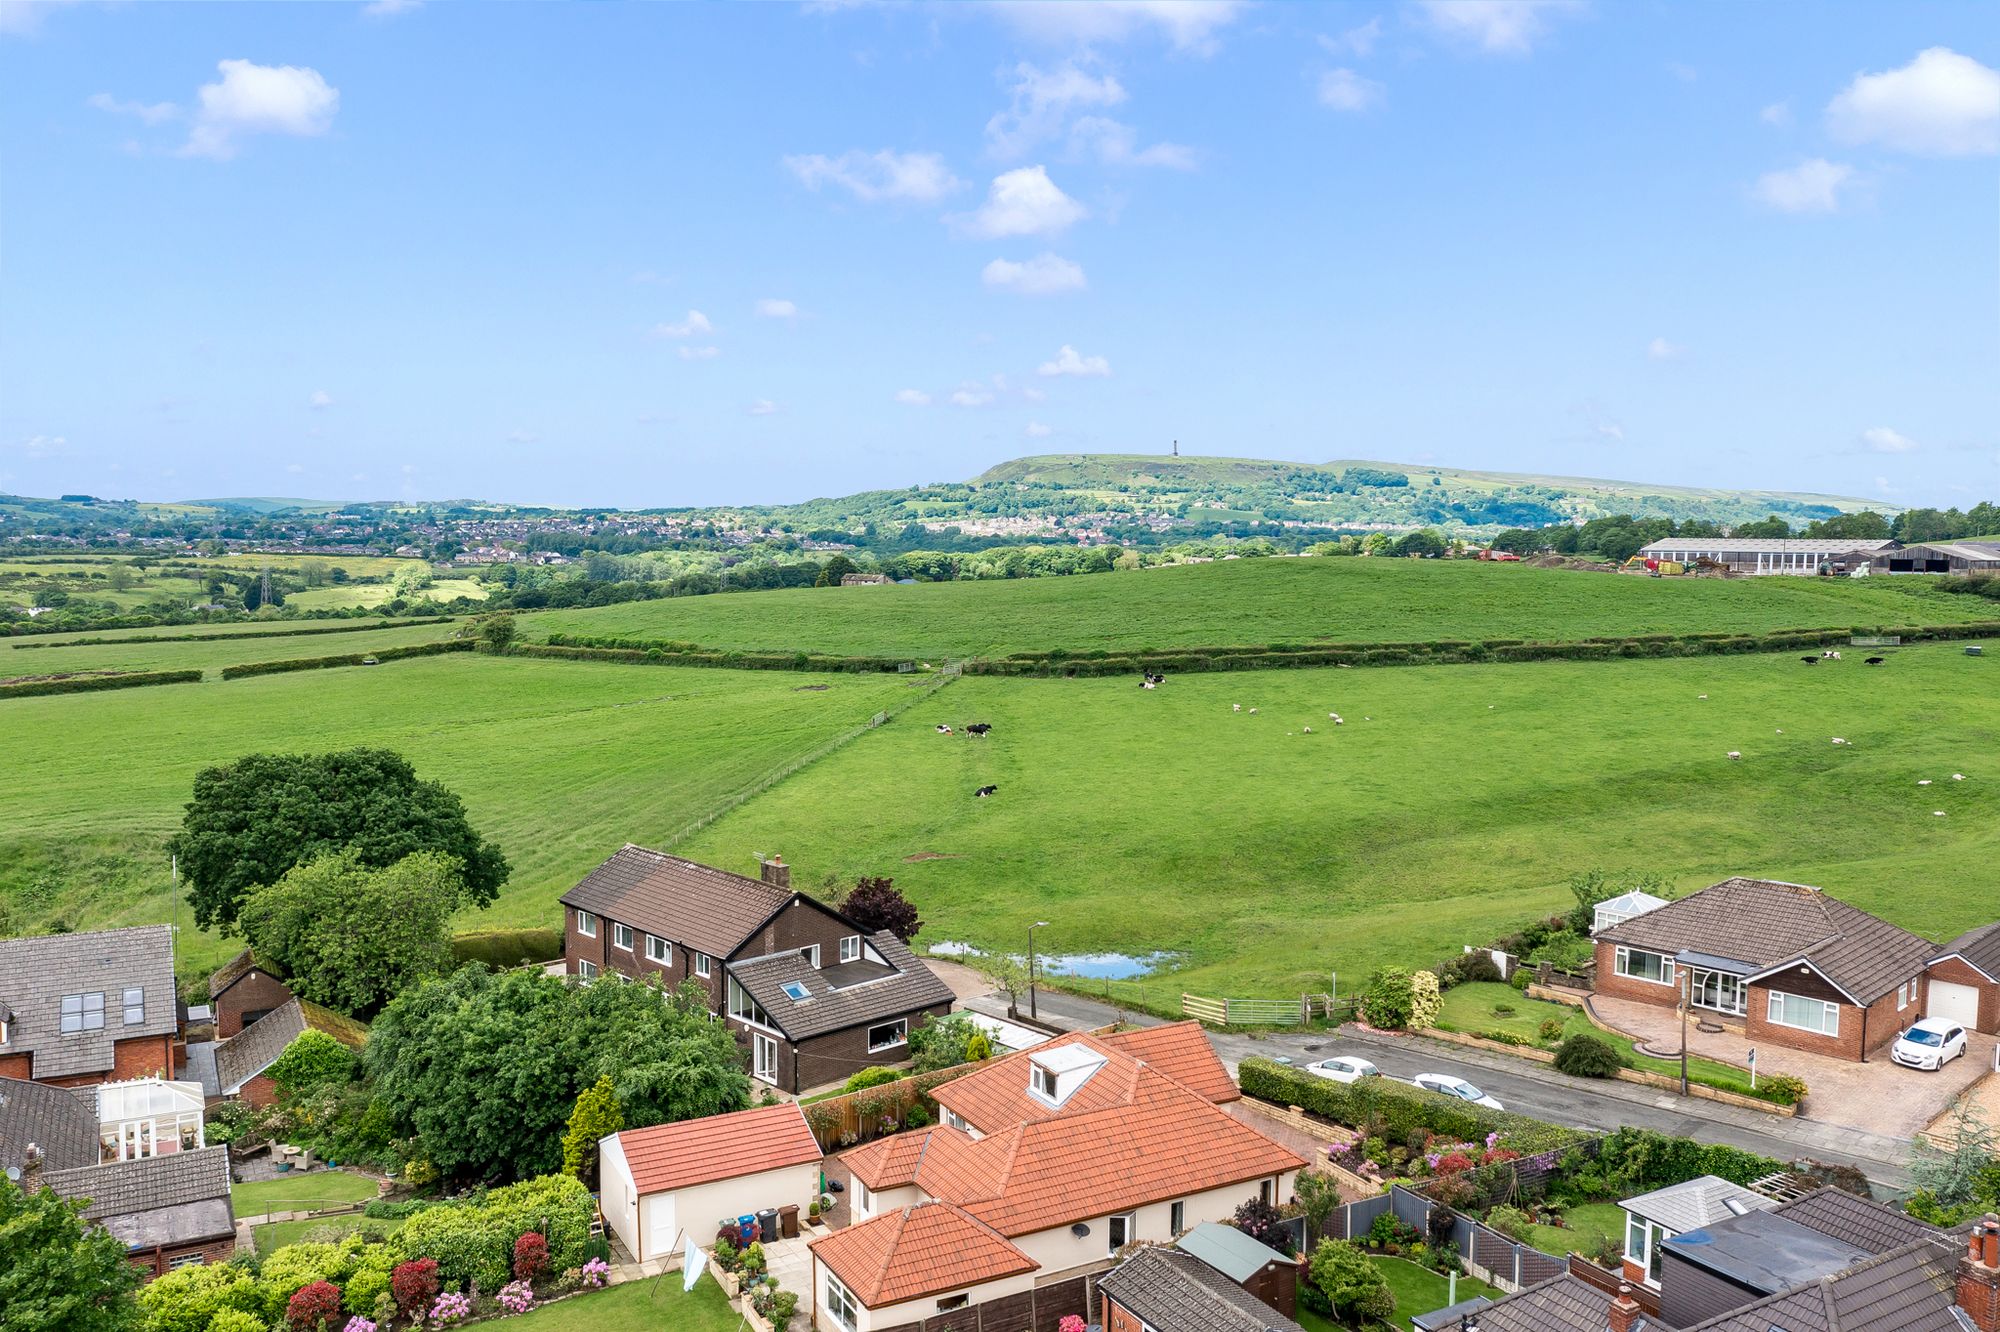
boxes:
[1961,1216,2000,1332]
[1608,1282,1641,1332]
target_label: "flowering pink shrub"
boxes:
[580,1258,611,1290]
[343,1320,378,1332]
[429,1292,473,1327]
[1059,1318,1088,1332]
[498,1281,535,1315]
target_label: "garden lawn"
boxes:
[251,1214,404,1255]
[0,654,916,972]
[1371,1256,1503,1328]
[501,1275,741,1331]
[231,1169,380,1218]
[1513,1203,1625,1261]
[524,556,1996,659]
[678,643,2000,997]
[1435,984,1773,1102]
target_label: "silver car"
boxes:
[1412,1073,1504,1110]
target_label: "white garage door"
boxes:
[1930,981,1981,1028]
[643,1193,677,1261]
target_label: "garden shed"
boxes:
[599,1102,823,1263]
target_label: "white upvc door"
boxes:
[753,1032,778,1084]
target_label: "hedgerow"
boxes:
[218,640,473,679]
[0,668,202,699]
[1238,1056,1585,1155]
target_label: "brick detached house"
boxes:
[214,997,368,1108]
[1924,921,2000,1036]
[809,1024,1304,1332]
[0,926,180,1088]
[207,950,294,1039]
[1592,878,1938,1061]
[559,847,953,1094]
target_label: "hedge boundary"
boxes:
[7,617,455,650]
[450,928,564,970]
[0,668,204,700]
[519,637,915,674]
[219,639,474,679]
[1238,1055,1585,1155]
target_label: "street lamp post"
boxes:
[1027,921,1049,1023]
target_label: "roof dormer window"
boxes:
[1026,1043,1109,1108]
[61,993,104,1033]
[1031,1065,1057,1099]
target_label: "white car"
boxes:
[1891,1018,1969,1071]
[1304,1056,1382,1084]
[1412,1073,1504,1110]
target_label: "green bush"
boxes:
[137,1260,263,1332]
[218,639,472,680]
[1547,1128,1784,1205]
[1239,1057,1586,1155]
[482,1174,596,1272]
[0,668,202,700]
[1363,967,1416,1030]
[1485,1205,1533,1241]
[1758,1073,1809,1107]
[448,928,563,969]
[396,1206,508,1293]
[843,1066,904,1093]
[1553,1034,1624,1078]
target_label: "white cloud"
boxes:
[651,310,713,338]
[1413,0,1585,56]
[1760,100,1793,128]
[1319,18,1383,58]
[950,384,996,407]
[86,93,179,125]
[953,166,1086,239]
[1646,337,1682,360]
[677,346,721,361]
[20,435,69,458]
[1319,69,1385,112]
[0,0,81,37]
[983,1,1247,55]
[180,59,339,160]
[747,399,780,416]
[1025,421,1053,438]
[987,61,1125,157]
[1825,47,2000,157]
[1596,422,1625,442]
[783,149,964,203]
[1067,116,1196,168]
[361,0,422,16]
[894,389,932,406]
[309,389,333,409]
[1752,158,1855,213]
[755,298,799,318]
[1037,344,1111,378]
[1862,426,1918,454]
[982,252,1087,295]
[1023,386,1047,403]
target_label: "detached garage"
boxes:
[600,1102,824,1263]
[1927,922,2000,1036]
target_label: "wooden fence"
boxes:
[1182,992,1348,1027]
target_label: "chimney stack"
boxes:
[21,1143,45,1195]
[1607,1283,1641,1332]
[760,855,790,890]
[1962,1215,2000,1332]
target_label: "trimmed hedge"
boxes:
[7,617,454,651]
[449,928,563,969]
[513,641,913,674]
[218,639,473,679]
[1238,1056,1585,1155]
[0,668,202,699]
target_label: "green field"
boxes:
[527,558,1991,659]
[0,655,920,971]
[1,621,459,679]
[288,578,487,610]
[672,643,1998,995]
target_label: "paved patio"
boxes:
[1587,992,1995,1138]
[763,1235,817,1317]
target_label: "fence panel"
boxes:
[1181,994,1227,1024]
[1337,1192,1393,1242]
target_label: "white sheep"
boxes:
[1953,773,1967,781]
[1831,738,1848,745]
[1919,779,1932,786]
[1727,751,1741,760]
[1233,704,1241,712]
[1303,725,1313,734]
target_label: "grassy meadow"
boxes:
[0,654,918,972]
[1,621,461,679]
[675,642,1999,996]
[286,577,486,610]
[526,557,1994,659]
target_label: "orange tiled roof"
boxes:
[617,1103,821,1195]
[841,1125,946,1191]
[809,1201,1035,1308]
[931,1023,1235,1132]
[1104,1022,1240,1104]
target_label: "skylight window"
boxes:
[781,981,811,1002]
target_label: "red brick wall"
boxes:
[565,905,725,1010]
[237,1072,279,1109]
[1743,971,1896,1062]
[741,899,858,967]
[1104,1297,1143,1332]
[131,1234,238,1280]
[1592,941,1681,1010]
[38,1035,176,1089]
[215,971,293,1039]
[564,905,611,978]
[1927,957,2000,1035]
[0,1052,28,1080]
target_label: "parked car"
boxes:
[1411,1073,1504,1110]
[1891,1018,1969,1071]
[1304,1056,1381,1084]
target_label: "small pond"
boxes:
[926,942,1179,979]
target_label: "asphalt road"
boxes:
[981,987,1916,1193]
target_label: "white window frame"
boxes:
[1765,990,1840,1036]
[645,934,671,965]
[694,952,712,978]
[575,909,597,938]
[866,1019,907,1053]
[578,960,599,980]
[752,1031,779,1085]
[840,935,862,964]
[1031,1065,1057,1100]
[1897,979,1912,1010]
[1170,1200,1186,1236]
[1613,946,1674,986]
[1688,968,1747,1017]
[1626,1213,1668,1287]
[613,922,635,953]
[123,987,145,1026]
[801,944,820,968]
[825,1272,860,1332]
[167,1252,207,1270]
[61,993,105,1033]
[1107,1210,1136,1253]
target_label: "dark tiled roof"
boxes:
[207,948,285,1000]
[216,997,366,1095]
[727,930,953,1040]
[1096,1245,1306,1332]
[0,926,179,1080]
[0,1074,99,1172]
[45,1144,231,1220]
[1935,920,2000,982]
[1687,1234,1963,1332]
[1460,1274,1670,1332]
[560,845,793,960]
[1773,1188,1940,1255]
[1595,878,1936,1005]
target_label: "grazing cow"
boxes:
[1800,656,1819,665]
[935,724,954,734]
[966,723,992,736]
[1865,656,1885,665]
[1140,671,1167,688]
[974,785,997,798]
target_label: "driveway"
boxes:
[1587,992,1995,1139]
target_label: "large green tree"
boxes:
[366,967,749,1183]
[1309,1239,1394,1326]
[0,1181,141,1332]
[240,850,473,1015]
[168,748,508,931]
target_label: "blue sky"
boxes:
[2,0,1995,510]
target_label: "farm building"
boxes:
[1634,537,1892,576]
[1871,540,2000,575]
[598,1102,823,1263]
